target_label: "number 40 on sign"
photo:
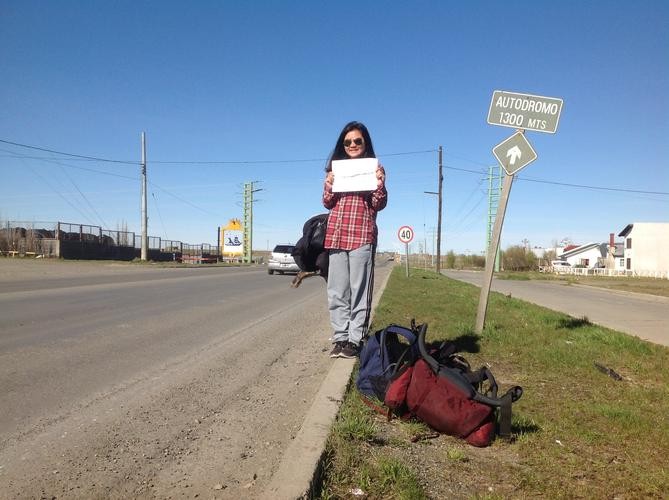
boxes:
[398,226,414,244]
[397,225,414,277]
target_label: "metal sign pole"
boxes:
[405,242,409,278]
[398,225,414,278]
[475,172,514,334]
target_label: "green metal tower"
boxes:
[486,165,503,272]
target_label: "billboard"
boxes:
[220,219,244,256]
[223,229,243,255]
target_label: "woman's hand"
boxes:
[376,167,385,188]
[325,171,334,187]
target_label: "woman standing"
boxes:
[323,121,387,358]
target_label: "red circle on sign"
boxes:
[397,226,414,244]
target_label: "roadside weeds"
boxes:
[317,267,669,499]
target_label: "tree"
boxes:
[543,249,557,264]
[502,245,539,271]
[446,250,456,269]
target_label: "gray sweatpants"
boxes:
[327,244,375,346]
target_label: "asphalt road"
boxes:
[1,266,306,433]
[0,260,396,498]
[442,270,669,347]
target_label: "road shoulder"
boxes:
[262,263,394,499]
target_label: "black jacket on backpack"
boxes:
[292,213,329,279]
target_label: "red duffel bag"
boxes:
[391,324,523,447]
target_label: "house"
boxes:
[618,222,669,274]
[603,233,625,271]
[560,242,606,269]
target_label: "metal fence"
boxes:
[558,266,668,279]
[539,265,668,280]
[0,221,221,263]
[0,221,59,257]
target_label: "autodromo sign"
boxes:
[487,90,563,134]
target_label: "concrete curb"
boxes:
[572,283,669,303]
[261,264,395,499]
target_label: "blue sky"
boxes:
[1,1,667,254]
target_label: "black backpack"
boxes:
[356,322,422,401]
[292,213,329,277]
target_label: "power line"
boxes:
[0,139,138,165]
[515,176,669,196]
[0,138,435,165]
[3,137,666,196]
[146,149,438,164]
[448,178,486,221]
[0,153,126,163]
[24,164,97,225]
[443,162,669,196]
[148,181,222,218]
[0,151,140,180]
[443,163,487,175]
[2,147,225,218]
[57,165,109,228]
[151,192,169,241]
[149,157,326,165]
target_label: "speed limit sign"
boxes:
[398,225,414,244]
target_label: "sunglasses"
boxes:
[343,138,364,147]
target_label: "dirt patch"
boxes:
[0,258,151,281]
[376,423,524,499]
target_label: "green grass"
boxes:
[321,388,425,499]
[495,270,669,297]
[318,267,669,499]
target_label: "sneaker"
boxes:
[339,342,360,359]
[329,341,345,358]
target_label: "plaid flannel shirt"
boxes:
[322,165,387,250]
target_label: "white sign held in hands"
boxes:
[331,158,379,193]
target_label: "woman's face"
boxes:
[343,129,366,159]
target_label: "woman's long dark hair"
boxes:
[325,121,376,171]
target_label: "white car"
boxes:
[551,260,571,273]
[268,244,300,275]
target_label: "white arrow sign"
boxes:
[507,146,522,165]
[492,132,537,175]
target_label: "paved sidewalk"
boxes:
[443,270,669,348]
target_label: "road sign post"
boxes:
[398,226,414,278]
[475,172,514,334]
[477,89,563,334]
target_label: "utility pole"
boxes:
[242,181,263,264]
[140,132,148,261]
[487,165,503,272]
[423,146,443,274]
[437,146,443,274]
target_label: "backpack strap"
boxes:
[496,386,523,439]
[417,325,477,397]
[380,324,421,376]
[498,391,512,438]
[467,366,499,399]
[382,324,419,345]
[359,394,412,422]
[360,394,394,421]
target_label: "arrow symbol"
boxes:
[507,146,522,165]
